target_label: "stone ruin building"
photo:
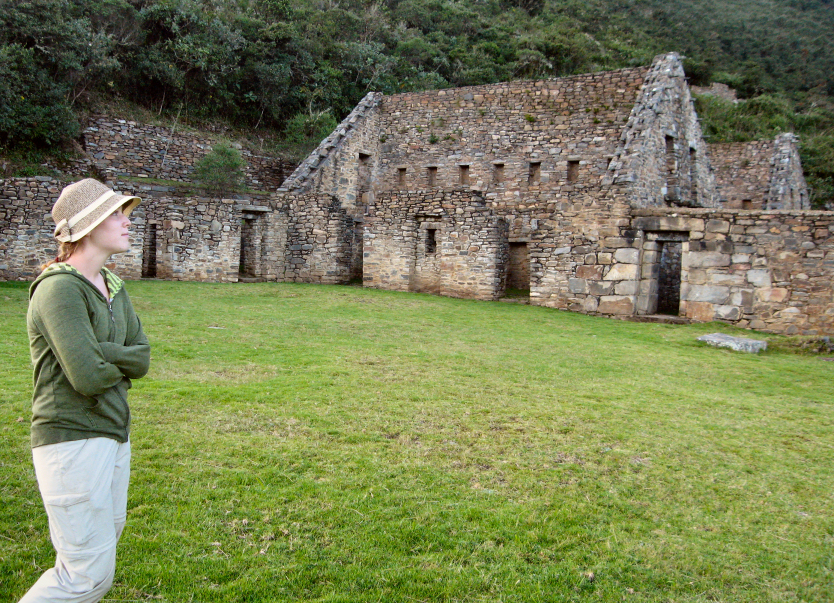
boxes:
[2,53,832,336]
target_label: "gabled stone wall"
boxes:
[280,93,383,211]
[709,133,808,210]
[606,54,718,208]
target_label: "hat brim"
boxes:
[56,194,141,242]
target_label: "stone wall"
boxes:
[708,141,773,208]
[691,83,738,103]
[631,209,834,335]
[0,176,277,283]
[57,116,295,190]
[280,93,383,212]
[606,53,718,208]
[276,194,355,283]
[376,66,645,205]
[0,177,143,280]
[364,190,508,300]
[709,133,808,210]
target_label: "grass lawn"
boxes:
[1,280,832,602]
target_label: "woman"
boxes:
[21,178,151,603]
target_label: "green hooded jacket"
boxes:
[27,263,150,448]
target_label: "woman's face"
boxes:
[85,206,132,256]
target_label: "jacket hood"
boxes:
[30,263,124,300]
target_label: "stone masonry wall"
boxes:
[364,190,508,300]
[0,177,277,283]
[631,209,834,335]
[607,53,718,208]
[376,67,646,208]
[0,177,142,280]
[280,93,383,212]
[708,140,773,208]
[768,133,809,209]
[276,194,354,284]
[58,116,295,190]
[709,134,808,210]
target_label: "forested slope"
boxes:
[1,0,832,205]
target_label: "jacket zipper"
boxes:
[107,298,116,340]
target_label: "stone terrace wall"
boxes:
[375,67,647,206]
[364,190,508,300]
[60,116,295,190]
[633,208,834,335]
[276,194,354,283]
[607,53,718,208]
[280,93,383,211]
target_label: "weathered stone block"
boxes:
[576,264,604,279]
[746,269,771,287]
[598,295,635,315]
[697,333,767,353]
[681,283,730,304]
[604,263,638,280]
[614,248,639,264]
[683,251,730,268]
[756,287,789,303]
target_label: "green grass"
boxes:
[1,281,832,602]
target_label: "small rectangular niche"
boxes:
[459,165,470,185]
[426,228,437,254]
[397,167,406,187]
[427,166,437,187]
[528,162,541,184]
[358,152,371,164]
[742,199,753,209]
[567,160,579,183]
[493,163,504,184]
[689,147,697,202]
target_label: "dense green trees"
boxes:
[1,0,832,204]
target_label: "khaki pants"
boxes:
[20,438,130,603]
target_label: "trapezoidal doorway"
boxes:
[637,231,688,316]
[504,241,530,299]
[238,209,270,282]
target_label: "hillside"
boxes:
[1,0,833,205]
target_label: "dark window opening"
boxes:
[142,223,157,278]
[459,165,470,185]
[427,166,437,187]
[689,148,697,202]
[426,228,437,254]
[567,160,579,183]
[493,163,504,184]
[398,168,406,187]
[528,162,541,184]
[742,199,752,209]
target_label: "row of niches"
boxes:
[390,160,584,189]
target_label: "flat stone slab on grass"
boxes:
[697,333,768,353]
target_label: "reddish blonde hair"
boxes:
[40,240,84,271]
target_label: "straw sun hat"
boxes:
[52,179,141,243]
